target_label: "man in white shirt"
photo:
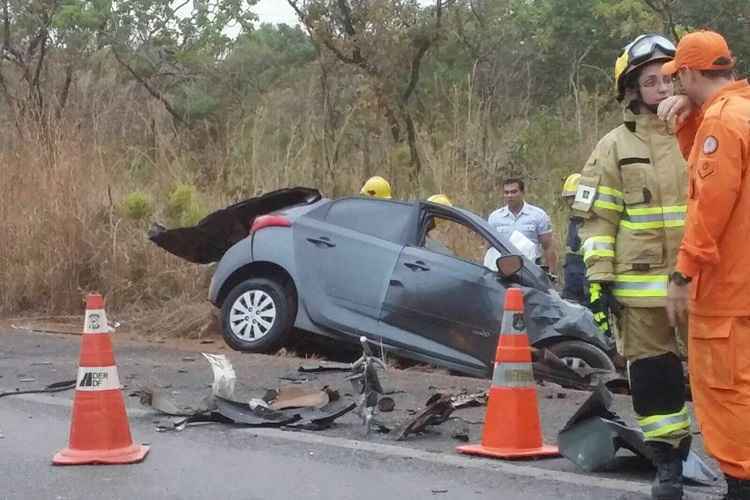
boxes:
[488,178,557,275]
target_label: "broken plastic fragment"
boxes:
[558,385,718,485]
[202,353,236,399]
[269,385,329,411]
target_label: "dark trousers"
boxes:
[562,253,587,304]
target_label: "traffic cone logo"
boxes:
[457,287,559,459]
[53,293,149,465]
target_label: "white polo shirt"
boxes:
[487,202,553,260]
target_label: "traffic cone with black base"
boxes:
[457,287,559,459]
[53,293,149,465]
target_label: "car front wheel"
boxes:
[548,339,615,373]
[221,277,293,353]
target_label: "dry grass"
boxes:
[0,74,619,326]
[125,298,217,339]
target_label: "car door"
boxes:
[293,198,415,337]
[380,207,507,373]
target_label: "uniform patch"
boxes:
[698,161,715,179]
[573,185,596,211]
[703,136,718,155]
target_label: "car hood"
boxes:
[522,286,614,353]
[148,187,322,264]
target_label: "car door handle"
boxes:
[404,261,429,272]
[306,237,336,248]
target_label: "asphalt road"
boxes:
[0,327,723,499]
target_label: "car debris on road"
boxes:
[532,348,629,393]
[347,337,390,435]
[141,353,357,433]
[558,384,718,486]
[0,379,76,398]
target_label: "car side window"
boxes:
[420,215,501,269]
[325,198,411,243]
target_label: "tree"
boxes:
[1,0,110,131]
[287,0,456,183]
[643,0,750,75]
[103,0,259,124]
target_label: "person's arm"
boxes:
[539,232,557,275]
[668,117,743,326]
[657,95,702,159]
[575,140,622,283]
[676,118,744,277]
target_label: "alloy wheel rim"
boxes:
[229,290,277,341]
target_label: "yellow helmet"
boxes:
[614,33,676,101]
[360,176,392,199]
[427,194,453,206]
[562,173,581,198]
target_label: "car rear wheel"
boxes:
[548,340,615,373]
[221,277,293,353]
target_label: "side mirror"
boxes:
[496,255,523,278]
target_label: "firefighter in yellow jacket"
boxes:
[574,34,690,500]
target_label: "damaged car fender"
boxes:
[208,238,256,305]
[522,287,614,355]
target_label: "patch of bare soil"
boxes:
[1,299,443,370]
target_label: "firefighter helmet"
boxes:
[360,176,392,199]
[615,33,676,101]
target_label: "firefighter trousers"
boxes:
[689,314,750,479]
[618,306,691,447]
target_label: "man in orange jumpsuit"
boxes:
[660,31,750,499]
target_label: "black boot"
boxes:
[725,475,750,500]
[649,442,683,500]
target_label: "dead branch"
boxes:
[110,45,186,125]
[55,63,74,119]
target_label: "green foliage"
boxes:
[181,204,209,227]
[166,183,206,227]
[121,191,154,220]
[667,0,750,75]
[510,110,579,172]
[173,82,220,121]
[219,23,316,108]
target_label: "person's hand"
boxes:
[657,95,693,126]
[666,280,690,327]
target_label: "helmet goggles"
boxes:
[625,34,676,67]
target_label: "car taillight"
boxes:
[250,214,292,234]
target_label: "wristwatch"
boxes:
[670,271,692,286]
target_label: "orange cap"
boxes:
[662,31,735,75]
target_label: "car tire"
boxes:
[221,277,294,353]
[548,340,615,372]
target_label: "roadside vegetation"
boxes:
[1,0,747,319]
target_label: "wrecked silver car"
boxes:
[150,187,615,378]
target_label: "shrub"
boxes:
[122,191,153,221]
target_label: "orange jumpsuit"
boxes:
[675,79,750,479]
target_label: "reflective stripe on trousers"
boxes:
[613,274,668,298]
[638,405,691,440]
[582,235,615,263]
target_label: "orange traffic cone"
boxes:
[457,287,559,459]
[53,293,149,465]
